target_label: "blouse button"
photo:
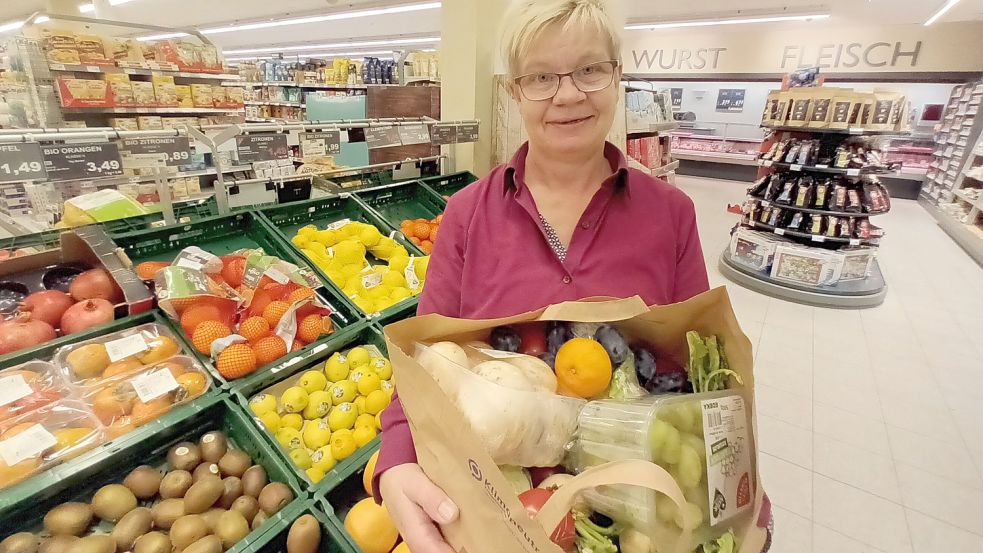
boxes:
[562,275,572,284]
[581,221,591,229]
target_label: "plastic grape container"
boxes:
[565,390,756,547]
[0,361,74,423]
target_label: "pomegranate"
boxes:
[20,290,76,328]
[69,268,123,303]
[0,313,57,355]
[518,488,576,551]
[60,298,114,335]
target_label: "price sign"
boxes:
[774,228,785,236]
[811,235,826,243]
[715,89,746,112]
[0,144,47,183]
[364,126,401,149]
[236,134,289,163]
[457,124,479,143]
[790,164,802,172]
[430,125,457,145]
[299,131,341,158]
[41,143,124,180]
[120,136,192,168]
[397,124,431,145]
[846,168,861,177]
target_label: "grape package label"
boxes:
[0,143,47,183]
[702,395,753,526]
[120,136,192,168]
[41,142,124,181]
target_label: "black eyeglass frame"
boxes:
[512,59,621,101]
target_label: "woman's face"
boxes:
[513,22,621,159]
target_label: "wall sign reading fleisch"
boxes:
[236,134,289,163]
[299,131,341,158]
[120,136,192,168]
[41,143,123,180]
[716,89,746,112]
[0,143,47,183]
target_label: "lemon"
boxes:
[292,235,310,248]
[306,242,327,257]
[372,358,393,380]
[357,371,382,396]
[280,387,309,414]
[289,448,313,469]
[298,370,328,393]
[335,240,366,265]
[280,413,303,431]
[370,242,395,260]
[303,390,333,419]
[249,394,277,417]
[347,347,371,368]
[366,285,390,300]
[355,413,376,430]
[328,402,357,431]
[380,380,394,396]
[354,396,367,415]
[389,287,412,302]
[414,256,430,281]
[357,226,383,247]
[275,428,304,450]
[303,418,333,449]
[258,411,282,433]
[324,353,351,382]
[330,429,357,460]
[345,274,367,291]
[306,466,326,483]
[353,425,377,448]
[326,269,345,284]
[381,271,406,288]
[298,225,318,236]
[388,253,410,273]
[311,446,337,473]
[330,380,357,405]
[352,296,376,314]
[315,229,339,245]
[365,390,391,415]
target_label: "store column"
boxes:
[440,0,507,176]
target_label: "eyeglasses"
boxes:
[514,60,620,101]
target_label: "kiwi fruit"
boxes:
[37,535,79,553]
[181,535,222,553]
[184,477,224,514]
[218,477,243,509]
[215,510,250,549]
[251,510,268,531]
[91,484,137,522]
[257,482,294,516]
[73,535,115,553]
[200,508,226,533]
[286,514,321,553]
[241,465,267,498]
[217,450,251,478]
[199,431,228,463]
[170,514,209,550]
[167,442,202,472]
[122,465,163,499]
[151,498,185,529]
[110,507,152,551]
[43,502,93,536]
[192,463,221,483]
[158,470,193,499]
[0,533,37,553]
[133,532,170,553]
[230,496,259,522]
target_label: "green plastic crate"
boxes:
[232,324,389,492]
[257,196,424,323]
[316,452,381,552]
[0,228,63,254]
[242,498,356,553]
[100,196,220,234]
[109,211,364,387]
[418,171,478,199]
[354,181,446,230]
[0,396,307,552]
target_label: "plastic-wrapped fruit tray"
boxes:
[0,361,75,424]
[0,262,90,319]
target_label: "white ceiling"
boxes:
[2,0,982,54]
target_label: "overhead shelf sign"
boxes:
[299,131,341,158]
[236,134,289,163]
[430,124,479,145]
[0,143,47,183]
[41,143,124,180]
[397,124,431,145]
[364,125,402,149]
[120,136,192,168]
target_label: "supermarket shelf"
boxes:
[48,63,240,81]
[719,249,887,308]
[653,160,680,177]
[920,196,983,268]
[674,151,760,166]
[246,117,304,123]
[244,100,306,108]
[61,106,245,115]
[763,125,905,136]
[231,81,396,90]
[627,121,680,135]
[743,218,878,245]
[953,188,983,208]
[750,197,874,218]
[760,160,886,176]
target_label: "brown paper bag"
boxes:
[384,288,768,553]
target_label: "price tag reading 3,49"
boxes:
[0,144,47,183]
[41,142,124,180]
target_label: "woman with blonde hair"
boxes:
[373,1,766,551]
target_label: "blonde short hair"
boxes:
[500,0,624,78]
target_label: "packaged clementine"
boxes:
[0,361,74,423]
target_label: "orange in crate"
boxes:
[298,314,332,343]
[254,335,287,366]
[429,225,439,242]
[248,288,276,319]
[263,300,290,328]
[221,256,247,288]
[291,340,304,352]
[135,261,170,280]
[180,303,223,335]
[240,316,271,342]
[216,343,257,378]
[131,398,171,425]
[286,287,315,305]
[420,240,433,254]
[413,222,431,240]
[192,321,232,355]
[409,236,422,246]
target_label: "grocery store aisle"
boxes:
[677,175,983,553]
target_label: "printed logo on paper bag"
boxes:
[468,458,540,553]
[469,459,482,481]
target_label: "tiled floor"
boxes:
[676,175,983,553]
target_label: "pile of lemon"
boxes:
[248,345,394,483]
[291,220,430,315]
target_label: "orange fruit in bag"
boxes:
[221,256,247,288]
[216,344,257,379]
[180,303,222,335]
[554,338,612,399]
[287,287,315,305]
[240,316,271,342]
[192,321,231,355]
[254,336,287,366]
[298,314,331,343]
[263,301,290,328]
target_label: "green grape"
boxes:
[656,493,677,523]
[682,434,707,471]
[673,501,704,531]
[684,482,709,511]
[662,424,682,465]
[677,444,703,489]
[648,419,673,463]
[689,401,705,437]
[673,404,696,435]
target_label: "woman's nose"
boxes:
[553,74,585,104]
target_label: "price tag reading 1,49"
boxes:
[41,142,124,181]
[0,143,47,183]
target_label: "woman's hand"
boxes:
[379,463,459,553]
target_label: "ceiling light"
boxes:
[33,15,50,24]
[224,37,439,55]
[137,2,441,41]
[78,3,95,13]
[924,0,960,25]
[109,0,138,4]
[625,13,830,30]
[0,20,24,33]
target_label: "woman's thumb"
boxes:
[407,476,459,525]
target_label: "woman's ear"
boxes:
[507,80,521,104]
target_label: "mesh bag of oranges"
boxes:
[399,215,441,255]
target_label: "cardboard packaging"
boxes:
[76,35,111,65]
[770,244,843,286]
[57,77,111,108]
[729,228,790,271]
[131,81,157,107]
[108,117,139,131]
[105,74,136,107]
[175,85,194,108]
[136,116,164,130]
[42,29,81,65]
[191,84,213,107]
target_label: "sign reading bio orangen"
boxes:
[622,22,983,76]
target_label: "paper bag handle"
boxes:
[538,296,649,323]
[535,459,692,553]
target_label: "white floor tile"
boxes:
[771,506,812,553]
[878,394,963,444]
[759,453,813,519]
[813,402,892,455]
[812,524,888,553]
[813,434,901,502]
[887,425,983,488]
[814,370,882,420]
[905,510,983,553]
[758,414,813,469]
[755,384,813,430]
[812,474,912,553]
[895,463,983,536]
[764,299,815,331]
